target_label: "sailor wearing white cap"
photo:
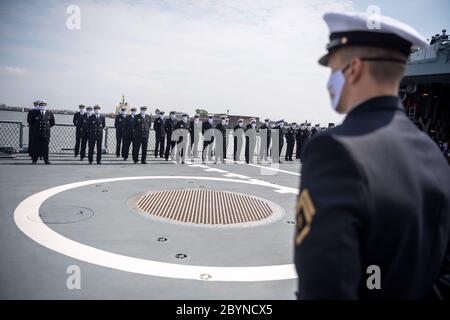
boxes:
[294,12,450,300]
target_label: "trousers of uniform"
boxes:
[155,133,165,158]
[260,137,270,162]
[165,133,176,160]
[295,138,301,159]
[74,130,82,156]
[32,136,49,162]
[286,141,295,160]
[234,137,242,161]
[190,135,199,158]
[116,133,123,157]
[28,129,33,157]
[214,136,226,162]
[202,141,214,162]
[88,137,102,163]
[176,140,187,163]
[80,134,88,159]
[122,137,133,159]
[245,137,256,164]
[133,137,148,163]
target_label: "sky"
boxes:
[0,0,449,125]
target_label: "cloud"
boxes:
[0,66,28,76]
[0,0,355,124]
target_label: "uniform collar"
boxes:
[345,96,404,121]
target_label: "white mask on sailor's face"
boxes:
[40,106,47,112]
[182,117,188,122]
[171,114,175,120]
[159,115,164,119]
[221,120,226,125]
[279,123,284,128]
[94,109,100,115]
[238,122,243,127]
[80,108,86,114]
[141,111,146,116]
[194,118,199,124]
[208,118,213,124]
[120,109,126,115]
[131,111,136,116]
[251,123,256,129]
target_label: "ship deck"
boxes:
[0,154,300,299]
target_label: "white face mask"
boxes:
[40,106,47,112]
[221,120,226,125]
[194,118,199,123]
[251,123,256,129]
[171,114,175,119]
[141,111,146,116]
[131,111,136,116]
[279,123,284,128]
[208,118,213,124]
[121,110,126,115]
[182,117,188,122]
[238,122,243,127]
[94,109,100,114]
[327,69,346,111]
[80,108,85,114]
[159,115,164,119]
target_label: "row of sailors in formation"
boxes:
[27,101,324,164]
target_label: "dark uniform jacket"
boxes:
[164,117,176,136]
[175,120,189,142]
[114,114,126,136]
[296,129,310,144]
[259,123,271,141]
[124,115,136,138]
[133,114,151,139]
[215,122,228,137]
[286,127,296,143]
[295,96,450,300]
[154,117,165,137]
[30,110,55,138]
[73,112,88,134]
[88,114,106,140]
[202,120,214,143]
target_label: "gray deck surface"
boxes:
[0,154,301,299]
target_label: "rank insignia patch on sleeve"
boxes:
[295,189,316,246]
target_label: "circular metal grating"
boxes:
[135,189,278,226]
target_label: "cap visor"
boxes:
[318,53,330,66]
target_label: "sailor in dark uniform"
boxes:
[114,106,127,158]
[73,104,87,157]
[153,111,165,158]
[295,11,450,300]
[272,120,285,163]
[295,123,309,162]
[27,100,40,157]
[122,107,137,161]
[244,119,257,164]
[285,122,296,162]
[79,106,91,161]
[132,106,151,164]
[189,114,201,159]
[202,114,215,163]
[174,113,189,164]
[30,100,55,164]
[258,118,271,163]
[233,119,244,162]
[164,111,177,161]
[215,115,228,164]
[88,104,105,164]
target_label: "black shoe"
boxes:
[123,158,128,161]
[116,155,120,158]
[134,161,138,164]
[97,162,102,165]
[74,154,78,157]
[141,161,147,164]
[32,161,37,164]
[89,161,93,164]
[44,161,51,165]
[80,157,84,161]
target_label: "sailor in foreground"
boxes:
[294,12,450,300]
[258,118,271,163]
[79,106,91,161]
[174,113,189,164]
[88,104,105,165]
[30,100,55,164]
[132,106,151,164]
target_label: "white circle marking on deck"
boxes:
[14,176,298,282]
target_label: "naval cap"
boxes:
[182,113,189,117]
[318,11,428,66]
[140,106,147,110]
[130,107,137,111]
[93,104,101,109]
[159,111,165,115]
